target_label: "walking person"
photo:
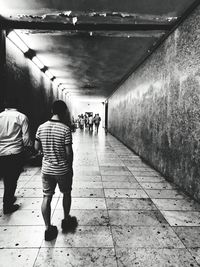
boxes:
[94,113,101,133]
[88,114,94,132]
[0,97,32,214]
[79,115,85,130]
[34,100,76,241]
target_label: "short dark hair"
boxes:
[52,100,67,116]
[4,96,19,108]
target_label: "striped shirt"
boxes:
[35,119,72,175]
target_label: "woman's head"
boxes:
[52,100,67,116]
[52,100,71,126]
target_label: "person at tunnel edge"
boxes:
[94,113,101,133]
[34,100,77,241]
[0,97,32,214]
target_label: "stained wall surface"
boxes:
[3,37,59,139]
[108,6,200,201]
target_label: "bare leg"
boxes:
[41,195,52,230]
[63,192,71,219]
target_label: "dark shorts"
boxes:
[42,171,73,196]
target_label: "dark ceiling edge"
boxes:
[107,0,200,101]
[0,20,172,31]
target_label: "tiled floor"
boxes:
[1,128,200,266]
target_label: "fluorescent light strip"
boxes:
[32,56,45,69]
[7,31,57,83]
[7,31,29,53]
[45,70,54,80]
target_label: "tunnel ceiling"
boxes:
[0,0,199,100]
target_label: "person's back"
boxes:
[94,114,101,125]
[89,116,93,124]
[36,120,72,175]
[0,109,30,155]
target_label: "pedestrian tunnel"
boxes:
[0,0,200,202]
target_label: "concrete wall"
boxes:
[3,36,59,138]
[108,6,200,201]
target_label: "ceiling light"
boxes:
[7,31,29,53]
[45,70,54,80]
[32,56,45,70]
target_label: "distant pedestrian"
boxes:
[94,114,101,133]
[34,100,77,241]
[79,115,84,130]
[88,114,93,132]
[0,97,31,214]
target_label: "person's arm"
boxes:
[22,116,32,147]
[34,139,41,153]
[65,144,73,168]
[34,127,42,154]
[65,128,73,168]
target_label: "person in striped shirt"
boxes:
[35,100,76,241]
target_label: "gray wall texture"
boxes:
[108,6,200,201]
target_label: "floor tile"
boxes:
[126,166,150,171]
[0,209,43,225]
[134,176,166,183]
[103,181,141,189]
[42,226,113,248]
[29,175,42,181]
[72,188,104,198]
[112,225,184,248]
[131,172,162,177]
[108,210,167,226]
[34,248,117,267]
[115,248,199,267]
[160,211,200,226]
[74,167,100,176]
[188,248,200,265]
[0,249,39,267]
[152,198,200,211]
[73,176,102,182]
[73,181,103,188]
[98,159,125,166]
[104,189,148,198]
[57,198,107,210]
[146,190,185,199]
[100,166,131,176]
[16,188,60,198]
[20,167,40,177]
[52,209,109,226]
[22,181,43,188]
[173,226,200,248]
[106,198,157,210]
[0,226,44,248]
[102,175,136,182]
[17,197,58,210]
[73,159,99,166]
[0,181,27,189]
[141,182,175,190]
